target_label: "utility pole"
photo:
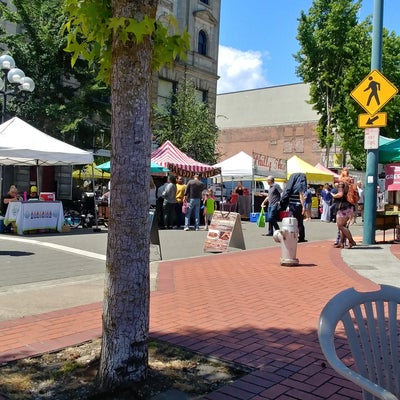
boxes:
[363,0,383,245]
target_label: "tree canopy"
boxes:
[152,80,219,165]
[0,0,111,150]
[295,0,400,169]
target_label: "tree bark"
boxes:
[98,0,157,390]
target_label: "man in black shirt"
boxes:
[183,174,204,231]
[280,173,307,242]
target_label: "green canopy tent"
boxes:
[97,160,169,174]
[379,135,395,146]
[379,138,400,164]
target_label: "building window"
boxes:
[157,79,177,109]
[200,0,209,4]
[198,30,208,56]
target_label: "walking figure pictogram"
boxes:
[364,76,380,106]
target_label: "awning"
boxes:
[151,140,220,178]
[97,160,169,174]
[287,156,334,184]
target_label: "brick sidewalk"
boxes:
[0,240,383,399]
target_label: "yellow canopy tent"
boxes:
[72,163,111,180]
[287,156,333,184]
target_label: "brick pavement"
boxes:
[0,239,391,399]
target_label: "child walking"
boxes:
[203,190,215,230]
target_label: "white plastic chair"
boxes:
[318,284,400,400]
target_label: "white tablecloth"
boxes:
[4,201,64,235]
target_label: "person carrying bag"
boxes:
[257,207,266,228]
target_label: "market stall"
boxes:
[151,140,220,178]
[0,117,93,234]
[212,151,286,217]
[0,117,93,192]
[286,156,334,218]
[4,200,64,235]
[287,156,334,184]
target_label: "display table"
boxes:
[375,212,399,242]
[4,201,64,235]
[236,195,252,218]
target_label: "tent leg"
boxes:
[91,162,101,232]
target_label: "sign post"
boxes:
[350,0,388,245]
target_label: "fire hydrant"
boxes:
[273,217,299,266]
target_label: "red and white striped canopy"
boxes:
[151,140,220,178]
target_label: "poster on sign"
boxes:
[203,211,245,253]
[384,163,400,191]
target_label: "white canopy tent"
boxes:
[0,117,93,195]
[213,151,279,213]
[213,151,255,179]
[0,117,93,166]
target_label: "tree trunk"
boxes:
[98,0,157,390]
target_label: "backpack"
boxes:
[345,183,359,205]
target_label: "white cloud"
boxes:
[217,45,269,94]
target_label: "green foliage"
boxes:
[63,0,190,84]
[152,80,219,164]
[295,0,366,167]
[0,0,111,149]
[296,0,400,169]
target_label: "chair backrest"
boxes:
[318,284,400,400]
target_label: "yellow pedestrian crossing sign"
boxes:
[358,112,387,128]
[351,69,398,116]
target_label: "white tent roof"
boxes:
[213,151,255,178]
[0,117,93,166]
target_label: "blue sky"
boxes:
[218,0,400,93]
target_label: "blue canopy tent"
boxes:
[97,160,169,174]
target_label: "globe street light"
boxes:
[0,54,35,123]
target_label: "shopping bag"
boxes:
[182,201,188,214]
[256,208,265,228]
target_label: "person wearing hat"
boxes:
[261,176,282,236]
[28,185,38,200]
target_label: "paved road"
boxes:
[1,217,398,322]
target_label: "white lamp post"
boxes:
[0,54,35,123]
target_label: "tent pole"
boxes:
[91,161,101,232]
[251,159,255,213]
[36,160,40,194]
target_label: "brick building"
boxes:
[216,83,327,165]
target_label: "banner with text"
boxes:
[252,152,287,179]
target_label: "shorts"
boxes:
[304,203,311,211]
[336,207,353,219]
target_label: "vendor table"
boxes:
[236,195,251,218]
[4,201,64,235]
[375,212,399,242]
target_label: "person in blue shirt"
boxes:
[304,184,313,221]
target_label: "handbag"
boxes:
[182,200,188,214]
[256,208,266,228]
